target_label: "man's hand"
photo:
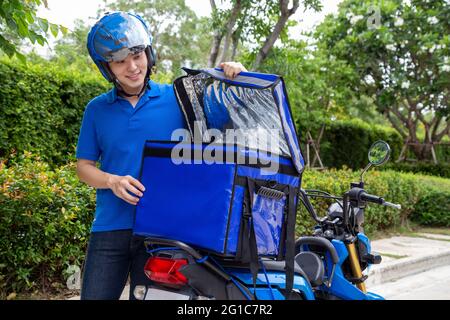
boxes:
[76,159,146,206]
[219,62,248,79]
[107,174,146,206]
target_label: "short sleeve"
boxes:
[76,102,100,161]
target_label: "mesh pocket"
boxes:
[252,189,286,256]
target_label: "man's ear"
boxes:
[146,46,156,69]
[101,61,117,83]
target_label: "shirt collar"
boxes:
[106,80,162,104]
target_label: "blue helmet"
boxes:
[87,11,156,82]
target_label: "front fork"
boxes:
[346,242,367,293]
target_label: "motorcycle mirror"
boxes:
[359,140,391,185]
[368,140,391,166]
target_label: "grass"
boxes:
[375,252,408,259]
[403,233,450,243]
[370,223,416,240]
[416,227,450,236]
[371,224,450,241]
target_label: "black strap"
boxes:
[284,185,296,299]
[237,178,297,300]
[116,78,149,98]
[245,178,259,296]
[173,76,198,137]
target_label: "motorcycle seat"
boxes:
[260,259,311,286]
[220,258,310,285]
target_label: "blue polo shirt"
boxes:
[76,80,186,232]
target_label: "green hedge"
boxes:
[296,167,450,236]
[297,119,404,170]
[0,153,95,296]
[0,59,108,166]
[383,162,450,179]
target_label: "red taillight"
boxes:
[144,256,189,287]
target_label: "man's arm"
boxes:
[76,159,145,206]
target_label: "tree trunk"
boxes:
[207,0,222,67]
[252,0,299,70]
[208,33,223,67]
[388,98,449,162]
[218,0,242,63]
[230,29,240,61]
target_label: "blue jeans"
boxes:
[80,229,152,300]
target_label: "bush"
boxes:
[0,59,179,168]
[0,152,95,296]
[410,174,450,226]
[297,118,404,170]
[0,59,109,166]
[296,167,450,236]
[383,162,450,179]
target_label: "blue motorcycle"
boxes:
[137,140,401,300]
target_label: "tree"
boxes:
[207,0,252,67]
[252,0,300,69]
[104,0,211,77]
[49,19,96,74]
[315,0,450,161]
[207,0,322,70]
[252,38,387,166]
[0,0,67,62]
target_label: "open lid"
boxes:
[173,68,304,174]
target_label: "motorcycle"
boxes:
[134,140,401,300]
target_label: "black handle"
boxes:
[360,192,384,205]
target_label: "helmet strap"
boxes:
[115,78,149,98]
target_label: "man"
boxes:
[76,11,247,300]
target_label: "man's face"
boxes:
[109,51,148,94]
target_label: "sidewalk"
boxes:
[366,233,450,288]
[68,233,450,300]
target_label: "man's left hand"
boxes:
[219,62,248,79]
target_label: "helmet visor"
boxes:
[105,45,146,62]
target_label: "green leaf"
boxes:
[15,51,27,64]
[25,11,35,24]
[60,25,69,36]
[28,31,37,44]
[36,35,46,46]
[16,19,29,38]
[50,23,59,38]
[38,18,49,33]
[6,16,19,31]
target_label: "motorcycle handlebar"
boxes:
[383,201,402,210]
[360,192,384,204]
[360,192,401,210]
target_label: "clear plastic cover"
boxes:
[182,73,290,156]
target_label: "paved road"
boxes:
[368,265,450,300]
